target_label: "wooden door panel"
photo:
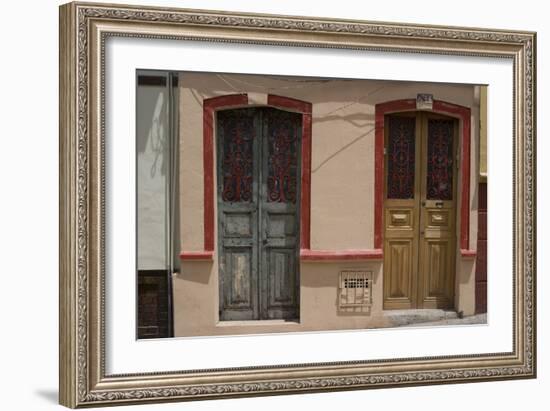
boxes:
[262,209,299,318]
[426,210,451,228]
[221,247,257,319]
[218,107,300,321]
[420,240,454,308]
[384,205,417,309]
[419,210,454,308]
[266,212,296,238]
[427,241,449,295]
[418,116,457,308]
[220,208,257,317]
[384,112,457,310]
[261,109,301,320]
[386,208,413,229]
[224,212,254,237]
[383,114,420,309]
[384,239,416,308]
[217,108,259,321]
[265,248,298,318]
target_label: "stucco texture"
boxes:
[173,72,481,336]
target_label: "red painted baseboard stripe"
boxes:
[300,249,383,261]
[179,251,214,261]
[460,249,477,258]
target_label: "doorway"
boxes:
[217,107,301,321]
[383,111,458,310]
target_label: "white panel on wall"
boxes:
[136,84,169,270]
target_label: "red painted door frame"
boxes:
[374,99,475,257]
[180,93,312,260]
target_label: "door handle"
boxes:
[420,230,425,235]
[263,239,268,245]
[422,201,444,208]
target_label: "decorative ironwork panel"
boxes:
[387,116,416,199]
[266,109,300,203]
[218,110,255,202]
[427,119,454,200]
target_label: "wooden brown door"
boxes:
[383,112,457,310]
[217,107,301,321]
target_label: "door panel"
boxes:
[384,112,457,310]
[420,240,454,308]
[217,108,259,320]
[218,107,300,321]
[267,249,297,307]
[266,213,297,238]
[383,114,420,309]
[224,212,253,236]
[384,206,418,308]
[223,247,255,312]
[385,239,415,305]
[261,108,301,319]
[418,117,456,308]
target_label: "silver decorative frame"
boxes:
[59,1,536,408]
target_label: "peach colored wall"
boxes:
[179,86,205,251]
[174,262,386,337]
[454,85,482,316]
[173,72,480,336]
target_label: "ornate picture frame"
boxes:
[59,1,536,407]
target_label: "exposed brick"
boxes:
[478,211,487,240]
[476,281,487,314]
[137,270,171,339]
[478,182,487,210]
[475,182,488,314]
[475,240,487,281]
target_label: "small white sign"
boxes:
[417,93,434,109]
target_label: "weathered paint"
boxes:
[217,107,301,321]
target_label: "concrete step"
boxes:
[382,309,459,327]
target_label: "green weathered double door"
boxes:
[217,107,301,321]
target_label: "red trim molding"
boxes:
[432,101,472,252]
[375,99,472,255]
[180,94,247,261]
[300,249,383,262]
[179,251,214,261]
[202,94,248,253]
[460,249,477,258]
[186,93,313,261]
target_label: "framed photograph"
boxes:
[59,1,537,407]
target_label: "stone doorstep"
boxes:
[382,309,460,327]
[399,313,488,327]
